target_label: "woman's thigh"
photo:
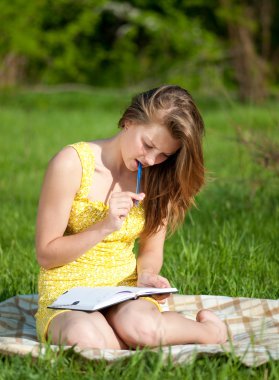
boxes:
[48,310,128,349]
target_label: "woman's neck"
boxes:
[97,133,130,177]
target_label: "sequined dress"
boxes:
[35,141,146,341]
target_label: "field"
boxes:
[0,88,278,379]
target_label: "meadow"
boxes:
[0,87,278,379]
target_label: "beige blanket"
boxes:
[0,294,278,367]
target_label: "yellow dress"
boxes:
[35,141,159,341]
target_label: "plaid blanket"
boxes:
[0,294,278,367]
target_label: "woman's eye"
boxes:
[143,142,152,149]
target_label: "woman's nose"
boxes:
[145,152,156,166]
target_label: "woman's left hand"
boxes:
[137,271,171,304]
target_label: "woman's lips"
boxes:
[137,160,147,167]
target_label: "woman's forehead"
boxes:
[141,123,181,152]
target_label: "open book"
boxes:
[48,286,178,312]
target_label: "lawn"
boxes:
[0,87,278,379]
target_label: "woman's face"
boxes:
[121,121,181,171]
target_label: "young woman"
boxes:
[35,85,227,349]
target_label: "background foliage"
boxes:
[0,0,278,101]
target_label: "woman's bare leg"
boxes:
[47,310,128,349]
[106,299,228,348]
[160,309,228,345]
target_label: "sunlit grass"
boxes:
[1,345,278,379]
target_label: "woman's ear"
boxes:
[124,120,133,130]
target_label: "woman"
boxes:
[35,85,227,348]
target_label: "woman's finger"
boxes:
[112,208,130,217]
[109,196,134,209]
[156,275,171,288]
[111,191,145,202]
[114,201,133,209]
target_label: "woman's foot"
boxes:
[196,309,228,344]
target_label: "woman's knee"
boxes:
[111,303,164,348]
[65,319,106,348]
[48,313,106,349]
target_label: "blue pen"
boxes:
[135,161,142,205]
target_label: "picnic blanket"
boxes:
[0,294,278,367]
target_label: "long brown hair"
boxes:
[118,85,205,238]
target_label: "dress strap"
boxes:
[68,142,95,199]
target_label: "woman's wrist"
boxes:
[87,218,115,237]
[138,267,155,275]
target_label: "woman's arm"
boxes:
[35,147,115,270]
[137,226,171,289]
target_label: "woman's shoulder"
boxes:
[47,143,83,177]
[41,144,83,197]
[87,140,103,155]
[49,140,106,173]
[86,140,107,165]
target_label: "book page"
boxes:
[49,286,178,311]
[135,287,178,296]
[50,286,136,309]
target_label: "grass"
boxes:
[1,349,279,379]
[0,87,278,378]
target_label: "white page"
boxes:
[49,286,178,311]
[50,286,134,308]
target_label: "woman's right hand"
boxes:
[103,191,145,231]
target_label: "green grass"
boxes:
[0,88,278,378]
[1,348,279,380]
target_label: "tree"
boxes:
[218,0,273,102]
